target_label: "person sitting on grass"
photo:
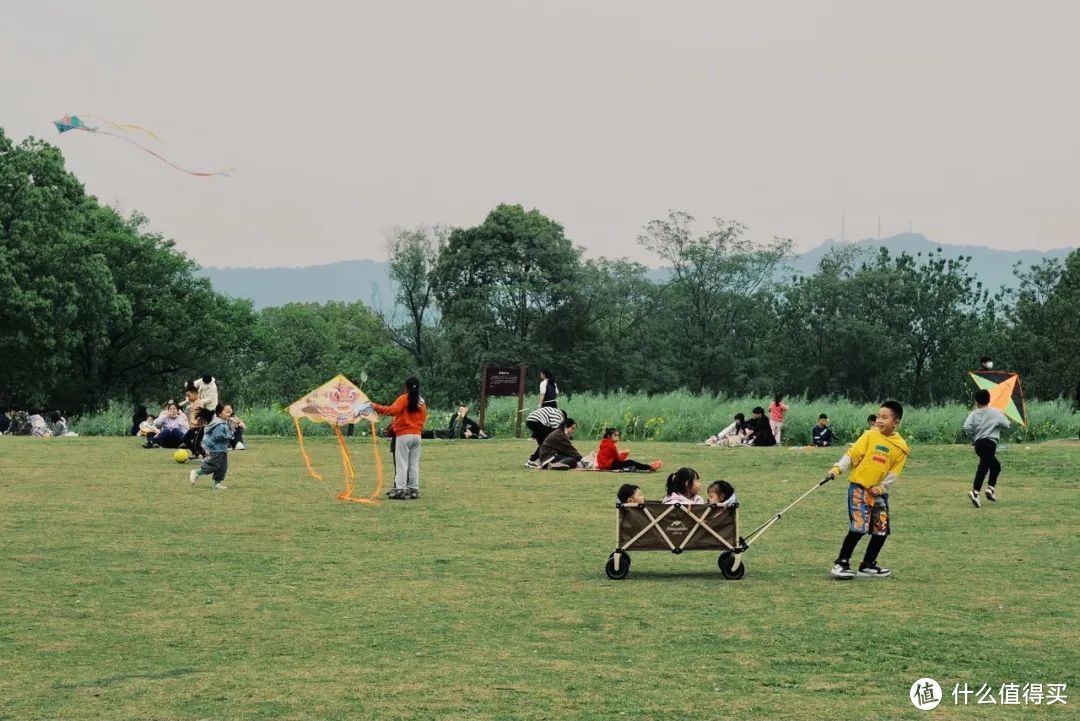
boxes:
[866,413,877,430]
[221,403,248,450]
[812,414,836,447]
[616,483,645,504]
[662,467,703,504]
[5,406,32,436]
[743,407,776,447]
[597,428,662,472]
[147,402,188,448]
[706,413,747,447]
[706,480,737,507]
[49,411,73,437]
[538,418,583,469]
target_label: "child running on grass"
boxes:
[597,428,662,472]
[189,407,233,490]
[963,389,1010,508]
[826,401,909,580]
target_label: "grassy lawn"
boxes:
[1,436,1077,720]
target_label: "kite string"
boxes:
[94,128,232,177]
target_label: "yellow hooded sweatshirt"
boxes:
[831,429,910,489]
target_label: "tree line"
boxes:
[3,130,1079,415]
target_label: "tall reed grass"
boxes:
[72,393,1080,444]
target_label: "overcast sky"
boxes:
[4,1,1078,268]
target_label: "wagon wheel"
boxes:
[718,551,745,580]
[605,552,631,580]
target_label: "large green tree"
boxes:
[638,211,790,393]
[1007,250,1080,400]
[430,204,586,394]
[0,130,254,412]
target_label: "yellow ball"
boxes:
[172,450,190,464]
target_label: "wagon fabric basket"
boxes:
[605,500,745,580]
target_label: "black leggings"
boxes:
[527,420,551,461]
[183,427,207,458]
[610,459,652,472]
[973,438,1001,491]
[837,531,887,567]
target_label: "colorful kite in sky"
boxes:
[288,374,385,504]
[53,114,231,177]
[969,370,1028,427]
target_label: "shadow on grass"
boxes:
[52,667,198,689]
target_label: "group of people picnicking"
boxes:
[0,406,74,438]
[133,374,247,490]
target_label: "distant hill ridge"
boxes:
[198,234,1074,309]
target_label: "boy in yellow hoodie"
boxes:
[826,400,909,580]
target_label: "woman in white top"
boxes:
[538,369,559,408]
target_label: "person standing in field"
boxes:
[768,393,789,445]
[963,389,1010,508]
[826,401,909,580]
[525,406,566,465]
[538,369,559,409]
[373,377,427,500]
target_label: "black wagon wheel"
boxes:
[718,551,745,580]
[605,551,631,580]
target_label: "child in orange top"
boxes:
[372,377,428,500]
[596,428,662,472]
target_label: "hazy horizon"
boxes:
[5,1,1078,267]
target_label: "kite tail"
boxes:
[81,115,165,143]
[294,417,325,482]
[334,424,378,505]
[369,419,385,501]
[97,129,232,177]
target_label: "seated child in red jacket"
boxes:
[596,428,663,472]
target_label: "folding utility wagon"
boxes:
[605,500,744,580]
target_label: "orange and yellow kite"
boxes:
[969,370,1028,427]
[288,374,385,504]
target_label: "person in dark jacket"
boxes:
[812,414,836,447]
[538,418,582,469]
[745,406,776,447]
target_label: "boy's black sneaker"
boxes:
[984,486,997,502]
[857,563,892,578]
[386,488,405,499]
[830,562,856,580]
[968,489,981,508]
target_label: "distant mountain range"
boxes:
[198,233,1074,309]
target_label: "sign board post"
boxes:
[478,365,527,437]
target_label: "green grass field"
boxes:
[2,436,1077,720]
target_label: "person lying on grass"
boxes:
[597,428,662,472]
